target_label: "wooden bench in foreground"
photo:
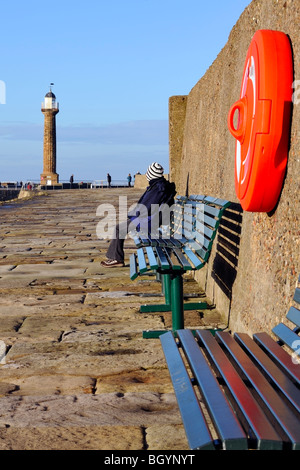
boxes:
[130,195,234,338]
[160,277,300,450]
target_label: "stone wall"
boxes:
[169,0,299,334]
[169,96,188,185]
[0,190,20,202]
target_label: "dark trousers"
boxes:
[106,219,131,262]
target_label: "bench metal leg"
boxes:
[171,272,184,330]
[140,274,171,312]
[143,272,185,338]
[163,273,172,305]
[141,270,217,338]
[140,272,209,314]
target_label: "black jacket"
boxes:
[128,177,176,231]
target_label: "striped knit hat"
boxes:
[146,162,164,181]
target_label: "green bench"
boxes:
[160,277,300,450]
[129,195,232,338]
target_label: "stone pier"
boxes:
[0,189,220,450]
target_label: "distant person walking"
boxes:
[70,174,74,187]
[107,173,111,188]
[127,173,132,187]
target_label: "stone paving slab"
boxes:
[0,426,146,450]
[0,189,221,450]
[0,393,180,427]
[1,262,87,278]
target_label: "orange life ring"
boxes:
[227,30,293,212]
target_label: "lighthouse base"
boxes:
[40,173,59,185]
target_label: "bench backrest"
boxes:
[130,194,232,278]
[272,279,300,355]
[171,195,231,263]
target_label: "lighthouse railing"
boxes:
[41,101,59,110]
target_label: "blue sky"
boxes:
[0,0,251,183]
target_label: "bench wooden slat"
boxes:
[173,237,206,261]
[203,196,231,208]
[168,236,185,248]
[286,306,300,329]
[132,233,151,247]
[176,195,188,203]
[189,194,206,202]
[172,248,193,270]
[147,237,158,246]
[254,332,300,385]
[188,234,210,251]
[272,323,300,352]
[155,246,170,270]
[177,330,248,450]
[151,238,167,247]
[183,220,193,233]
[145,246,159,270]
[193,228,211,247]
[168,237,182,248]
[136,248,148,274]
[196,330,283,449]
[130,253,138,280]
[217,331,300,449]
[132,236,143,248]
[188,240,209,263]
[139,237,151,246]
[173,200,184,209]
[160,239,178,249]
[293,287,300,304]
[195,222,214,241]
[234,333,300,414]
[202,204,220,218]
[182,214,193,225]
[182,206,194,223]
[164,247,184,271]
[182,228,194,240]
[203,213,219,229]
[160,332,215,450]
[182,246,204,269]
[157,238,174,249]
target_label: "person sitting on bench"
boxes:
[101,162,176,267]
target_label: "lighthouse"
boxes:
[40,84,59,185]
